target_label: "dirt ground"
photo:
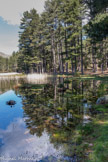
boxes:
[84,69,108,76]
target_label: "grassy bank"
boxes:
[57,73,108,81]
[74,104,108,162]
[89,117,108,162]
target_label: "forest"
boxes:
[0,1,108,161]
[0,0,108,75]
[0,52,18,73]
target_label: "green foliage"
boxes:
[64,79,71,84]
[86,13,108,41]
[1,0,108,75]
[0,51,18,73]
[58,83,64,88]
[80,123,94,135]
[13,77,108,161]
[94,104,108,113]
[16,0,84,74]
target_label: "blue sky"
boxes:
[0,0,45,55]
[0,17,19,55]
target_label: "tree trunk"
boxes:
[51,32,56,74]
[81,29,83,75]
[65,24,68,74]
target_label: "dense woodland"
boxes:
[1,0,108,74]
[0,52,18,72]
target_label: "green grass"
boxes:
[71,103,108,162]
[88,118,108,162]
[78,116,108,161]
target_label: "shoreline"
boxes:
[0,72,108,78]
[0,73,20,76]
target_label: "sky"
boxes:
[0,0,46,55]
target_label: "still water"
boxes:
[0,75,107,162]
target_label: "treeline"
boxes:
[3,0,108,74]
[0,52,18,73]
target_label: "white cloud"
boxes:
[0,32,18,54]
[0,41,18,55]
[0,0,45,25]
[0,118,63,161]
[0,0,46,54]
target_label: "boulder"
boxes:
[6,100,16,106]
[96,97,105,104]
[96,95,108,105]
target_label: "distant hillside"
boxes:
[0,52,10,58]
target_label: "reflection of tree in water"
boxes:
[0,77,23,95]
[19,80,84,137]
[19,78,108,157]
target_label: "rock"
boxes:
[96,95,108,105]
[6,100,16,106]
[96,97,105,104]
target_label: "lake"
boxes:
[0,75,107,162]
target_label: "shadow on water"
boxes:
[0,75,107,161]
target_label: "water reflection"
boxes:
[26,74,53,84]
[0,118,63,162]
[0,90,23,129]
[0,76,108,161]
